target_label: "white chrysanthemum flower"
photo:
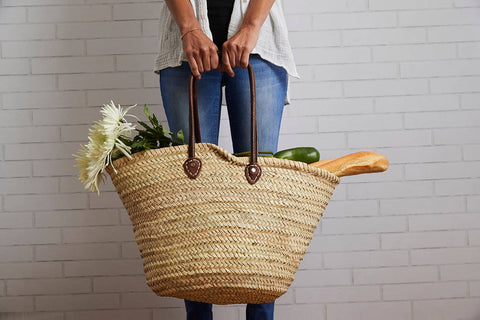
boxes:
[73,101,138,195]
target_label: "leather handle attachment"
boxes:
[183,63,262,184]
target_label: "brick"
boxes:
[116,54,158,71]
[2,40,85,58]
[401,8,480,26]
[382,231,466,249]
[436,178,480,196]
[120,292,184,308]
[298,252,323,270]
[290,31,340,48]
[296,286,380,303]
[459,42,480,58]
[0,297,34,312]
[410,213,480,231]
[406,162,480,180]
[376,94,458,113]
[0,7,26,23]
[57,21,141,39]
[413,298,480,320]
[273,303,325,320]
[411,247,480,265]
[0,58,30,75]
[0,177,58,194]
[0,228,61,245]
[0,246,33,262]
[354,266,437,284]
[0,127,59,144]
[324,250,408,268]
[0,313,64,320]
[464,144,480,160]
[63,225,134,243]
[313,11,396,30]
[470,281,480,297]
[314,62,397,81]
[434,127,480,144]
[293,269,351,287]
[431,76,480,93]
[326,200,378,217]
[0,110,32,127]
[7,278,91,296]
[36,243,120,261]
[0,75,56,93]
[113,3,160,20]
[142,20,158,37]
[402,60,480,78]
[4,194,87,211]
[32,56,114,74]
[277,133,346,150]
[86,38,158,55]
[322,216,406,234]
[59,72,142,90]
[374,43,456,62]
[3,91,86,109]
[87,88,161,106]
[345,78,428,97]
[380,196,464,215]
[64,260,144,276]
[290,81,342,99]
[441,264,480,280]
[121,242,141,259]
[317,113,402,133]
[430,25,480,43]
[33,159,78,176]
[327,301,411,320]
[284,0,367,14]
[6,142,86,160]
[65,310,152,320]
[309,234,380,252]
[468,195,480,212]
[285,16,313,32]
[93,275,149,293]
[348,130,431,148]
[0,24,54,40]
[0,161,31,178]
[0,212,33,228]
[370,0,452,10]
[383,282,467,300]
[88,191,125,209]
[344,28,426,46]
[33,107,104,125]
[293,47,370,66]
[0,262,62,279]
[28,5,110,22]
[35,209,118,227]
[35,293,119,311]
[470,229,480,245]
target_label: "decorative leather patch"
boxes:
[183,157,202,179]
[245,163,262,185]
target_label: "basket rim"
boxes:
[105,142,340,184]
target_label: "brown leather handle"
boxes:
[183,63,262,184]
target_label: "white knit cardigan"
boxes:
[153,0,299,105]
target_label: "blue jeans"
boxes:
[159,54,287,320]
[159,53,287,155]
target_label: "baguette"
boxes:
[309,151,389,177]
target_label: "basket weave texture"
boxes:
[105,142,340,305]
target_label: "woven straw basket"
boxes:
[105,65,340,305]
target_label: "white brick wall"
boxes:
[0,0,479,319]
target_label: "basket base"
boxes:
[154,286,281,305]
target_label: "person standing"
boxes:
[153,0,298,319]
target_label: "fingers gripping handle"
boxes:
[183,64,262,184]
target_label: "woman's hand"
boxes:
[182,29,219,79]
[221,25,260,77]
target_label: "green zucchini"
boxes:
[273,147,320,164]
